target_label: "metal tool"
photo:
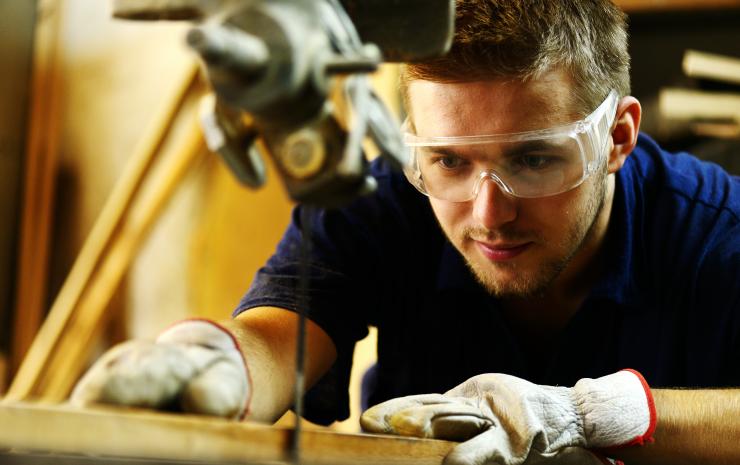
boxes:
[111,1,454,462]
[113,0,453,207]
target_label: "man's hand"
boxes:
[71,319,251,419]
[361,370,656,465]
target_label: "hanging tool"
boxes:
[110,1,454,462]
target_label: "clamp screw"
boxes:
[281,129,325,179]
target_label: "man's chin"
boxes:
[465,255,557,298]
[474,272,545,298]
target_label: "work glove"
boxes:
[361,370,656,465]
[71,319,251,419]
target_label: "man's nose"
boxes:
[471,177,518,229]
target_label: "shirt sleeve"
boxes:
[233,158,426,423]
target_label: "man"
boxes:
[73,0,740,463]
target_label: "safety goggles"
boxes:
[402,90,619,201]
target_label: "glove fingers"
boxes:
[522,447,613,465]
[361,394,449,433]
[71,341,197,409]
[181,358,249,419]
[430,413,493,441]
[361,394,492,440]
[444,435,612,465]
[443,428,519,465]
[71,341,140,406]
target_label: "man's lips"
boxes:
[474,240,532,261]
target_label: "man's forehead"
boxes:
[406,75,579,137]
[419,137,577,161]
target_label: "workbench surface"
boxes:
[0,402,453,465]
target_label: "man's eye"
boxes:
[516,154,555,170]
[434,155,466,170]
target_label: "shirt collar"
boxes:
[587,162,641,307]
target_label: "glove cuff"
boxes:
[157,318,253,420]
[574,369,657,449]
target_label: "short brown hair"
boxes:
[401,0,630,116]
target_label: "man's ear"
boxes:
[607,96,641,174]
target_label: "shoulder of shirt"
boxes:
[316,155,434,235]
[607,134,740,309]
[626,133,740,223]
[365,155,428,206]
[368,155,407,182]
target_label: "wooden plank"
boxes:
[5,63,198,402]
[683,49,740,86]
[0,352,6,394]
[6,61,197,400]
[659,87,740,121]
[0,0,35,371]
[11,0,64,378]
[0,402,454,465]
[615,0,740,12]
[38,104,206,402]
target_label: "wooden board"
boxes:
[615,0,740,12]
[6,71,201,403]
[0,402,454,465]
[11,0,64,377]
[683,49,740,86]
[659,87,740,121]
[0,353,6,394]
[0,0,35,381]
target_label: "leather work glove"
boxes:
[361,370,656,465]
[71,319,251,419]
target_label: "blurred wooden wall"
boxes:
[0,0,36,394]
[9,0,398,429]
[18,0,295,340]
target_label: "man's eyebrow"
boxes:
[500,140,569,157]
[419,146,469,159]
[420,141,569,160]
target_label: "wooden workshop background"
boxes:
[0,0,396,432]
[1,0,738,433]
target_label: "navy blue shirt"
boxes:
[236,133,740,425]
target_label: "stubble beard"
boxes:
[459,172,608,298]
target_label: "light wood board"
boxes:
[6,72,201,403]
[615,0,740,12]
[11,0,64,377]
[0,402,453,465]
[683,49,740,86]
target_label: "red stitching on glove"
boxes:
[592,369,657,460]
[203,319,253,421]
[620,368,657,447]
[596,368,657,458]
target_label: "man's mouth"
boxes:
[474,240,532,261]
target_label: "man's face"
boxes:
[407,73,610,298]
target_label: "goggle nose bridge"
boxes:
[471,169,515,198]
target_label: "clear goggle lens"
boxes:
[402,90,619,201]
